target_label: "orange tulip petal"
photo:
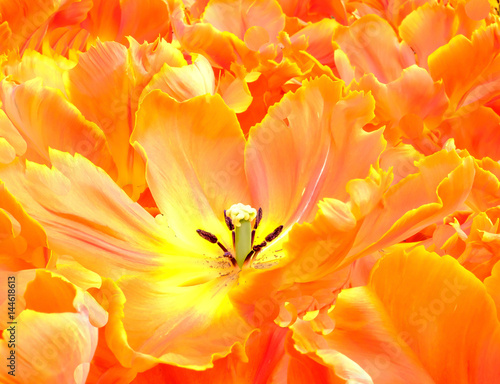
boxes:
[133,322,288,383]
[291,247,500,383]
[202,0,285,44]
[0,182,50,270]
[0,270,106,383]
[349,150,474,259]
[0,152,178,279]
[399,3,484,69]
[280,150,474,317]
[0,0,62,54]
[468,157,500,212]
[142,55,215,102]
[65,40,145,198]
[132,90,249,245]
[0,108,27,161]
[0,78,115,173]
[117,0,171,45]
[351,66,448,145]
[333,15,415,83]
[217,70,253,113]
[485,259,500,320]
[2,49,71,94]
[289,18,339,68]
[438,106,500,160]
[170,1,260,70]
[246,75,385,234]
[428,24,500,112]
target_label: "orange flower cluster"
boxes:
[1,0,500,382]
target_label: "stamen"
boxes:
[196,229,217,243]
[251,229,255,246]
[224,210,234,231]
[217,241,228,253]
[265,225,283,242]
[254,207,263,229]
[253,241,267,252]
[197,229,228,253]
[245,249,255,263]
[225,252,237,267]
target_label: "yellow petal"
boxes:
[102,273,252,370]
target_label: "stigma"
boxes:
[225,203,257,227]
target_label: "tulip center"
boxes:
[196,203,283,269]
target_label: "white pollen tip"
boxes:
[226,203,257,227]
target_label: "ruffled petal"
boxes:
[246,75,385,236]
[280,150,474,316]
[170,1,260,70]
[203,0,285,45]
[399,2,484,69]
[142,55,215,102]
[468,157,500,212]
[438,106,500,160]
[291,247,500,383]
[428,24,500,113]
[2,49,72,94]
[132,322,288,383]
[0,78,115,173]
[0,0,63,54]
[288,18,339,68]
[348,150,475,259]
[333,15,415,83]
[350,66,449,145]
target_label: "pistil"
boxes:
[226,203,257,268]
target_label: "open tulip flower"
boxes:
[1,0,500,383]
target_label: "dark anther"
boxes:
[265,225,283,242]
[197,229,218,243]
[254,207,263,229]
[232,231,236,249]
[197,230,229,253]
[251,229,255,246]
[253,241,267,252]
[224,210,234,231]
